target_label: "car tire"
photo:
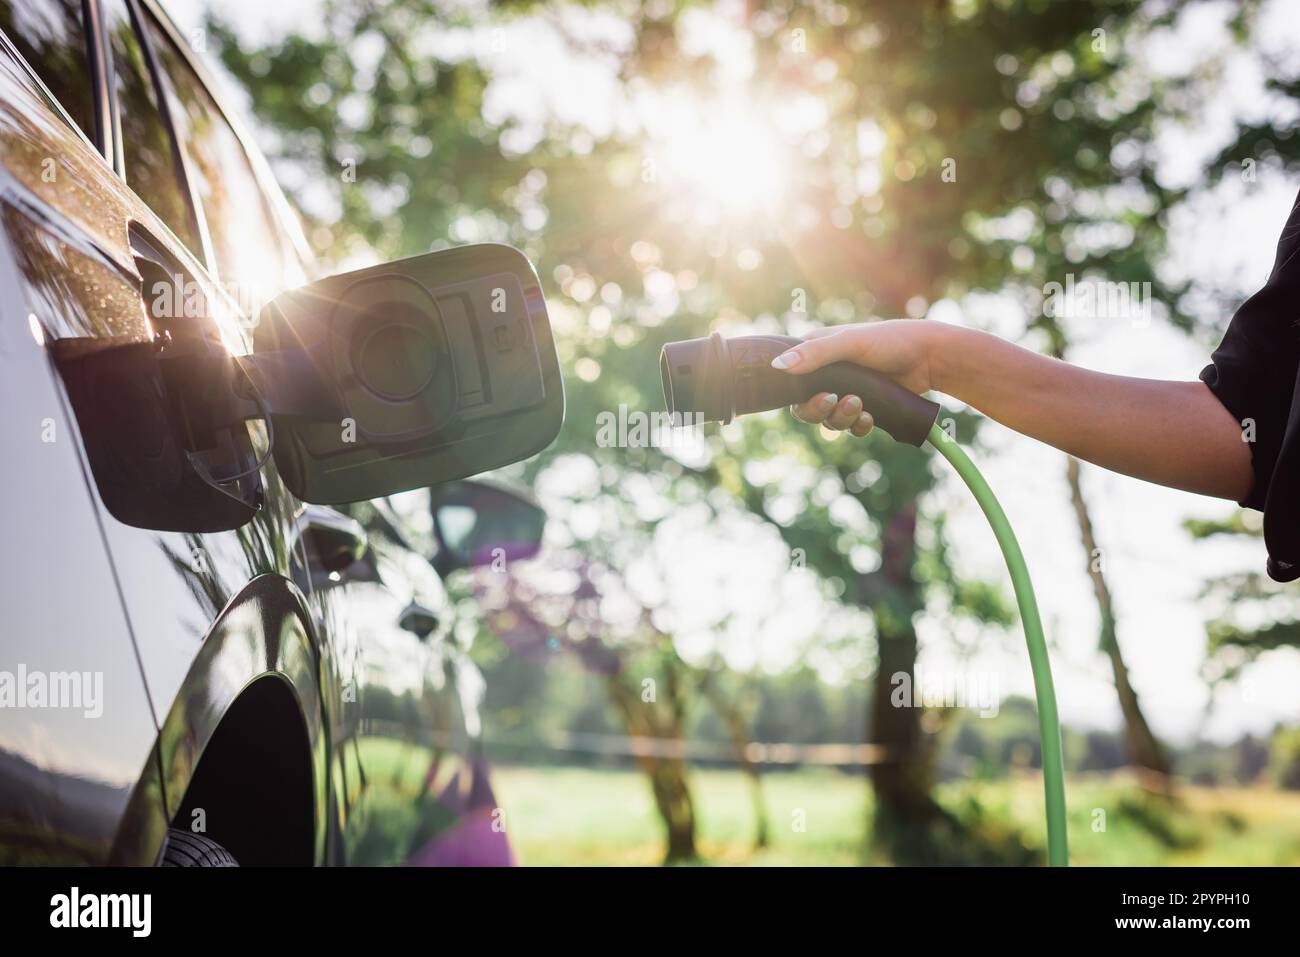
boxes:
[161,829,239,867]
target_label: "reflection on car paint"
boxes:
[0,9,510,866]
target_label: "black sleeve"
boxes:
[1199,189,1300,510]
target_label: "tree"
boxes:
[1186,513,1300,678]
[697,666,770,850]
[468,553,702,861]
[1064,454,1173,789]
[209,0,1243,861]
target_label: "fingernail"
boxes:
[856,413,872,429]
[771,350,801,370]
[843,395,862,413]
[819,393,838,409]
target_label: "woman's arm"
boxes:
[773,320,1255,502]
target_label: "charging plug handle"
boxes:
[661,332,940,446]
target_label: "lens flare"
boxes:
[649,92,789,217]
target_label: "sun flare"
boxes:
[650,93,790,217]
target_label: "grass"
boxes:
[489,764,1300,866]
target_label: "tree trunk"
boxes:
[646,756,698,861]
[869,618,938,827]
[744,762,770,850]
[605,674,698,863]
[1065,456,1174,789]
[867,506,947,836]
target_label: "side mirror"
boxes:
[253,244,564,504]
[291,505,378,591]
[430,479,545,576]
[398,601,440,640]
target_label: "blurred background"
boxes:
[172,0,1300,865]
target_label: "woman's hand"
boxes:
[771,320,945,436]
[771,318,1252,503]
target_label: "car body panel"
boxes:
[0,0,512,866]
[0,26,165,866]
[324,533,494,864]
[151,573,327,861]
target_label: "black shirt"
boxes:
[1200,188,1300,581]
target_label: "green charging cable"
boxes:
[928,422,1069,867]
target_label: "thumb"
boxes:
[770,328,859,374]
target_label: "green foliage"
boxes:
[206,1,525,261]
[1269,727,1300,790]
[208,0,1300,857]
[1184,511,1260,539]
[1190,507,1300,681]
[208,0,1232,652]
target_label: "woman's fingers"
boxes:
[798,325,849,340]
[792,392,838,423]
[790,393,875,437]
[825,394,862,430]
[783,326,878,435]
[771,327,863,374]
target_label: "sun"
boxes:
[649,91,790,218]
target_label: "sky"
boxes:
[164,0,1300,744]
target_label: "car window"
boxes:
[0,0,95,139]
[101,0,201,256]
[141,12,286,299]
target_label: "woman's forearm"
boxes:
[930,325,1254,502]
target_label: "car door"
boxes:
[67,0,305,733]
[96,0,372,860]
[95,1,482,864]
[0,0,344,860]
[126,2,448,862]
[0,0,164,865]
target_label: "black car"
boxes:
[0,0,562,865]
